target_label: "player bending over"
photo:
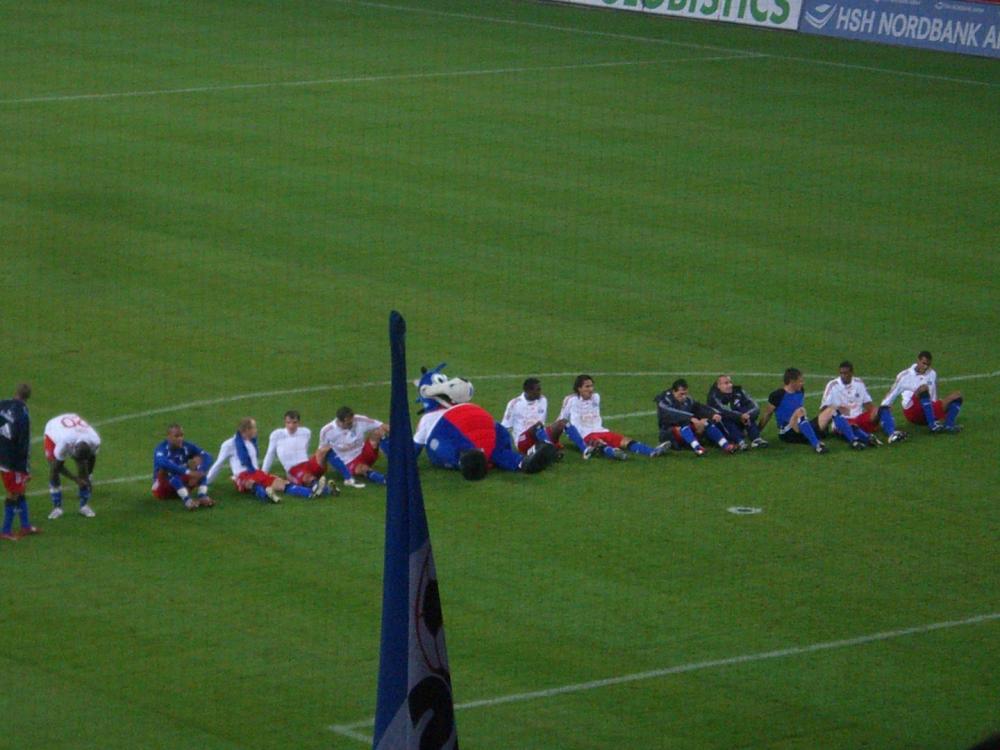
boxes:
[45,413,101,519]
[559,375,667,460]
[881,351,963,434]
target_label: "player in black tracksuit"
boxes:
[706,375,768,450]
[654,379,736,456]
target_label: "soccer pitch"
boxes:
[2,0,998,748]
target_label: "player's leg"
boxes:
[703,423,736,454]
[355,441,387,485]
[791,408,824,451]
[676,423,706,455]
[912,385,942,430]
[77,455,97,516]
[274,474,312,498]
[47,457,65,519]
[941,390,963,431]
[829,408,863,448]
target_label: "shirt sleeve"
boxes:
[261,431,279,473]
[205,442,231,484]
[500,398,516,430]
[880,369,907,407]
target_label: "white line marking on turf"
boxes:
[328,611,1000,744]
[0,55,755,105]
[336,0,1000,89]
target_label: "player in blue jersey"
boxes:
[757,369,836,453]
[0,383,41,539]
[152,424,215,510]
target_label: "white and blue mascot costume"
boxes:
[413,364,556,480]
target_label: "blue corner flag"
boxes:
[373,311,459,750]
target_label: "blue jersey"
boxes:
[768,388,805,433]
[152,440,212,479]
[0,398,31,472]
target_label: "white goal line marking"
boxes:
[338,0,1000,89]
[0,55,756,105]
[328,611,1000,744]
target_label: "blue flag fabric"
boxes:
[373,311,459,750]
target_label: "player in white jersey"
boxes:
[206,418,322,502]
[261,410,336,495]
[318,406,389,487]
[558,374,666,460]
[821,361,907,445]
[501,378,563,456]
[881,351,963,433]
[43,413,101,519]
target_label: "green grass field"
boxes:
[1,1,998,748]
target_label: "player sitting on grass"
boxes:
[881,351,963,434]
[206,418,325,503]
[706,375,767,450]
[822,361,906,445]
[152,424,215,510]
[655,379,737,456]
[319,407,389,488]
[501,378,564,459]
[559,375,666,460]
[45,413,101,519]
[0,383,40,540]
[757,368,838,454]
[261,410,337,496]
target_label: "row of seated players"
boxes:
[0,351,966,529]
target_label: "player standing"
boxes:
[261,410,337,495]
[44,413,101,519]
[881,351,963,433]
[318,407,389,487]
[0,383,39,539]
[559,375,666,460]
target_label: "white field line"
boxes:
[328,611,1000,744]
[337,0,1000,89]
[0,55,757,105]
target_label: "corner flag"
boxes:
[373,311,459,750]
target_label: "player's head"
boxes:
[670,378,689,397]
[522,378,541,401]
[238,417,257,439]
[336,406,355,428]
[14,383,30,401]
[783,368,804,389]
[71,442,94,462]
[573,375,594,398]
[284,410,301,432]
[839,361,854,383]
[166,424,185,448]
[916,351,933,373]
[715,375,734,394]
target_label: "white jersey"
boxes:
[261,427,312,473]
[501,394,548,440]
[881,364,937,410]
[821,377,873,417]
[319,415,384,463]
[559,393,605,439]
[206,435,260,484]
[44,413,101,460]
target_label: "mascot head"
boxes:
[415,363,474,413]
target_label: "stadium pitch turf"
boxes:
[1,1,997,748]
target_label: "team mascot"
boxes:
[413,364,557,480]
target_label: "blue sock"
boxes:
[919,395,937,425]
[16,497,31,528]
[2,502,14,533]
[285,484,311,498]
[746,421,761,440]
[798,417,821,448]
[601,445,618,458]
[945,398,962,427]
[853,426,872,444]
[833,414,857,443]
[79,486,91,505]
[566,426,588,453]
[533,425,551,445]
[379,436,391,457]
[326,453,352,480]
[253,485,268,502]
[626,441,655,456]
[679,426,702,450]
[705,424,728,447]
[878,406,897,434]
[367,470,387,485]
[50,486,63,508]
